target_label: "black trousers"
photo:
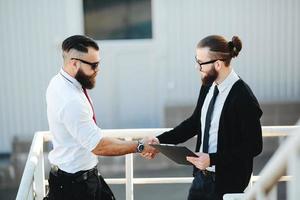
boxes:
[188,171,222,200]
[45,168,115,200]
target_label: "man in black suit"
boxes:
[144,35,263,200]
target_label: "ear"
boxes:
[71,59,80,72]
[214,60,223,71]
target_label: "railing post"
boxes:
[28,182,34,200]
[16,132,45,200]
[288,147,300,200]
[33,133,46,200]
[268,185,277,200]
[256,187,266,200]
[125,137,134,200]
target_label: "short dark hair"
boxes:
[62,35,99,53]
[197,35,242,66]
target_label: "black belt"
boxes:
[50,165,98,182]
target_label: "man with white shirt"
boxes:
[46,35,156,200]
[147,35,263,199]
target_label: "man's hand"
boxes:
[140,137,160,159]
[186,153,210,170]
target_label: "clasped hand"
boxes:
[140,137,160,159]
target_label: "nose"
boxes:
[195,63,201,71]
[94,67,100,73]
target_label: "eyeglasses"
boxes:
[71,58,99,70]
[195,56,225,71]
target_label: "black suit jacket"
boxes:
[157,79,263,195]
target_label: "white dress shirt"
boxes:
[200,69,239,171]
[46,69,102,173]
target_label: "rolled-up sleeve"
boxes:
[60,99,102,151]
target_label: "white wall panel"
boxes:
[160,0,300,103]
[0,0,83,152]
[0,0,299,152]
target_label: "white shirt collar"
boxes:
[59,68,82,89]
[214,69,239,93]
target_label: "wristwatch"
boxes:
[136,140,145,153]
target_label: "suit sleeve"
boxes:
[157,88,203,145]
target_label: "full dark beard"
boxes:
[75,68,96,89]
[201,66,218,85]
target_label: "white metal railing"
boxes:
[224,126,300,200]
[16,126,300,200]
[16,132,46,200]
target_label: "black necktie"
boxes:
[203,85,219,153]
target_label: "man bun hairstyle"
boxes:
[62,35,99,53]
[228,36,242,58]
[197,35,242,66]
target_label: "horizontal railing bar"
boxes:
[106,177,194,184]
[42,126,300,142]
[261,126,300,137]
[104,175,292,185]
[19,126,300,200]
[44,177,193,185]
[44,175,289,185]
[251,175,291,182]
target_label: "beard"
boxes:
[75,68,97,89]
[201,65,218,85]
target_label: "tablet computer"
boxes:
[151,144,198,165]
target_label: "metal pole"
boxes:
[288,147,300,200]
[269,185,277,200]
[33,134,46,200]
[125,137,134,200]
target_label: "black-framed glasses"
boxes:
[195,56,225,71]
[71,58,99,70]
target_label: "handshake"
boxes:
[138,137,211,170]
[139,137,160,159]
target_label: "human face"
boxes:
[75,68,97,89]
[74,47,100,89]
[195,47,219,85]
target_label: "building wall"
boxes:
[0,0,299,152]
[96,0,300,128]
[0,0,84,152]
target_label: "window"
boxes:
[83,0,152,40]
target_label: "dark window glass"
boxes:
[83,0,152,40]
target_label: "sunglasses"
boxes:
[71,58,99,70]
